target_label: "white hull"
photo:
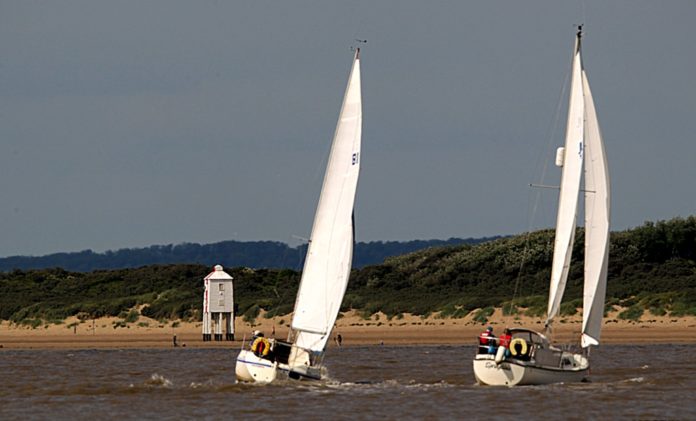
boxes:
[473,353,588,386]
[235,350,278,383]
[235,349,323,384]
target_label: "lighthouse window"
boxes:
[219,283,224,291]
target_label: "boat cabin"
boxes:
[507,328,578,368]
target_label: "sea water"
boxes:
[1,345,694,419]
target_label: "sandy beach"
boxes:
[1,308,695,350]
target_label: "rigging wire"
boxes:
[507,43,574,316]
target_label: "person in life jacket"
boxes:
[478,326,497,354]
[498,328,513,358]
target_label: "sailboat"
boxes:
[235,48,362,383]
[473,26,610,386]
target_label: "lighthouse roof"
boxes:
[204,264,233,281]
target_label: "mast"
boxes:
[546,27,585,329]
[290,49,362,353]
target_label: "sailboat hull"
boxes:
[235,348,323,383]
[473,353,588,386]
[235,350,278,383]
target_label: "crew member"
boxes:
[478,326,497,354]
[498,328,513,358]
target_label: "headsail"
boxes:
[291,50,362,353]
[546,36,585,326]
[581,68,610,348]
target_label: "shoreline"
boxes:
[2,310,695,350]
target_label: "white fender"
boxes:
[494,346,506,364]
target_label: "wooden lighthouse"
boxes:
[202,265,234,341]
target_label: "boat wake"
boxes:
[321,378,454,393]
[188,379,217,389]
[141,373,173,388]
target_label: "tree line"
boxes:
[1,217,694,327]
[0,237,496,272]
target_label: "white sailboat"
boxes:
[473,26,610,386]
[235,48,362,383]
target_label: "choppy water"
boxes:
[1,345,694,420]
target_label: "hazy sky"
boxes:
[1,1,694,257]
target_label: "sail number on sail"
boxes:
[352,152,360,165]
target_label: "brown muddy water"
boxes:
[1,345,694,420]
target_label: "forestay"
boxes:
[291,50,362,352]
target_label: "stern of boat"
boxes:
[235,350,278,383]
[473,354,527,386]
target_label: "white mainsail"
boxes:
[291,50,362,353]
[546,40,585,326]
[581,69,610,348]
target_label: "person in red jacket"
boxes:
[478,326,497,354]
[498,328,513,358]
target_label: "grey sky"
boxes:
[1,1,694,257]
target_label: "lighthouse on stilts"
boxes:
[202,265,235,341]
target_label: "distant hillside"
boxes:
[1,217,694,326]
[0,237,499,272]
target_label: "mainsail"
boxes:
[291,50,362,353]
[546,38,585,326]
[581,68,610,348]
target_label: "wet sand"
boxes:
[2,309,695,349]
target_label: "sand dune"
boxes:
[1,308,694,350]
